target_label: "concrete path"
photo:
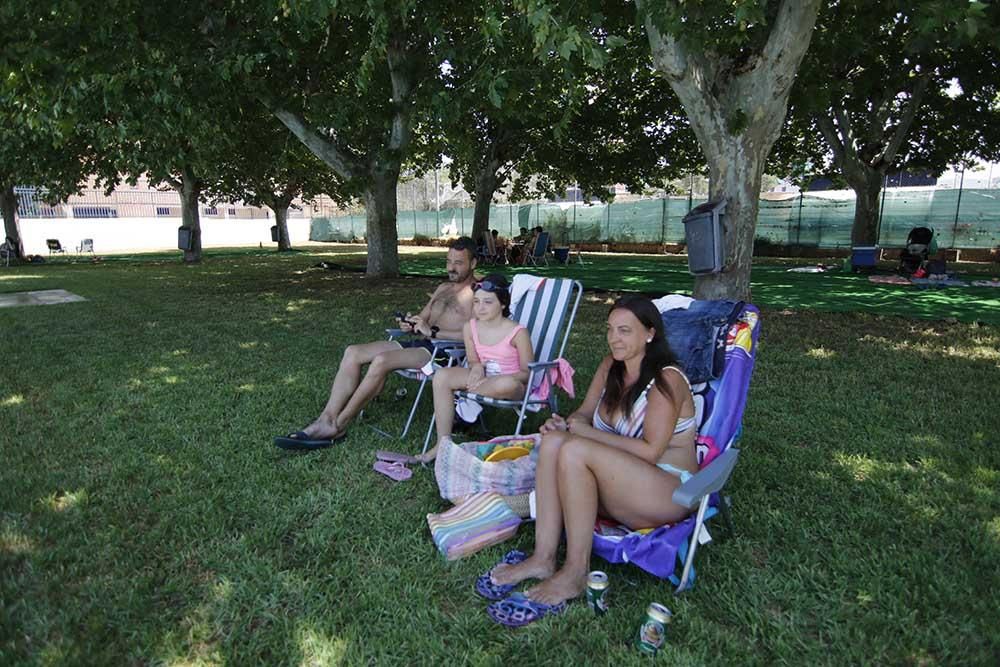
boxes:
[0,289,87,308]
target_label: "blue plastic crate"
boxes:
[852,246,879,267]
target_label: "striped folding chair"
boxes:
[421,275,583,453]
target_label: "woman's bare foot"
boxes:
[525,567,587,606]
[416,445,437,464]
[302,415,345,440]
[491,554,555,587]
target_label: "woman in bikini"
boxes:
[427,274,534,460]
[486,295,698,612]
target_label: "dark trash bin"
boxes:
[682,200,726,275]
[270,225,279,243]
[178,226,194,251]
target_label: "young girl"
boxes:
[428,274,534,459]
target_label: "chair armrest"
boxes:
[527,360,559,371]
[671,448,740,509]
[386,328,406,339]
[444,348,467,361]
[429,338,464,349]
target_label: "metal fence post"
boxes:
[796,192,803,245]
[661,196,667,243]
[952,168,965,248]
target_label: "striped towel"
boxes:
[427,492,522,561]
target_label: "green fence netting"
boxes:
[310,188,1000,249]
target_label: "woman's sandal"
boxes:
[474,549,526,600]
[486,593,567,628]
[375,449,424,465]
[372,460,413,482]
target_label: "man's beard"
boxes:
[448,271,462,282]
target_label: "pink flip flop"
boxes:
[373,460,413,482]
[375,449,423,465]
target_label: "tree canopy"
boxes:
[771,0,1000,245]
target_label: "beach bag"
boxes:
[434,434,541,503]
[427,492,522,561]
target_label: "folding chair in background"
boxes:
[477,233,501,266]
[524,232,550,267]
[1,236,19,267]
[46,239,66,256]
[423,275,584,453]
[592,302,762,593]
[77,238,95,255]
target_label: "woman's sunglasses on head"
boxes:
[475,280,506,293]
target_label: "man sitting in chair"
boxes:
[275,237,478,450]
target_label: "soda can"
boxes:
[635,602,672,655]
[586,571,610,615]
[395,387,408,399]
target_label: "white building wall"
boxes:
[17,217,314,256]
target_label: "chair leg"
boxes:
[719,494,735,537]
[513,403,529,435]
[675,495,710,593]
[400,375,429,438]
[421,411,436,458]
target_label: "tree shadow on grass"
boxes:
[4,261,999,663]
[729,308,1000,662]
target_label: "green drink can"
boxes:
[586,571,610,615]
[636,602,672,655]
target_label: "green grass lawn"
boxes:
[381,247,1000,326]
[2,249,999,664]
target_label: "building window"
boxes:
[72,206,118,218]
[203,207,218,216]
[156,207,171,216]
[228,208,237,216]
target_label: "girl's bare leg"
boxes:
[431,366,472,448]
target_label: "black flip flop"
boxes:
[274,430,344,451]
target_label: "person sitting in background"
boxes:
[520,226,544,265]
[509,227,530,263]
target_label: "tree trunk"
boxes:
[470,162,500,246]
[271,200,292,251]
[642,0,821,302]
[1,183,23,258]
[847,169,885,246]
[174,169,203,263]
[698,137,766,301]
[362,166,400,277]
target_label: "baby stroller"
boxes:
[898,226,934,275]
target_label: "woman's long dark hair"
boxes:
[602,295,680,419]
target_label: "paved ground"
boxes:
[0,289,87,308]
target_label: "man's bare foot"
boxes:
[524,567,587,606]
[302,415,345,440]
[491,554,555,587]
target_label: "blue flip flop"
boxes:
[274,430,344,451]
[475,549,527,601]
[486,593,567,628]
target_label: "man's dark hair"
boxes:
[534,226,543,233]
[449,236,476,260]
[491,229,499,237]
[519,227,528,234]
